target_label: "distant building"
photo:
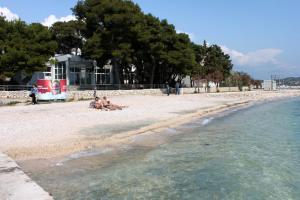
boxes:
[181,76,192,87]
[262,80,277,91]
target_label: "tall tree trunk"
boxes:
[112,58,120,88]
[150,57,156,88]
[119,65,124,85]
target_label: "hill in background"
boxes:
[283,77,300,86]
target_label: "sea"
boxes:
[21,97,300,200]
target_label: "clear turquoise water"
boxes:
[23,98,300,200]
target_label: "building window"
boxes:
[70,67,93,85]
[69,67,80,85]
[86,68,93,85]
[54,62,66,80]
[95,67,110,84]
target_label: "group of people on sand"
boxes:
[90,96,127,111]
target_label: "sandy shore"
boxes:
[1,90,300,160]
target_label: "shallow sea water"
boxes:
[21,98,300,200]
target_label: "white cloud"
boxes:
[221,45,283,67]
[177,30,196,42]
[42,14,76,27]
[0,7,19,21]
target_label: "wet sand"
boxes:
[1,90,300,161]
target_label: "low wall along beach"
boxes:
[0,86,249,101]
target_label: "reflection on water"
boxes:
[20,98,300,200]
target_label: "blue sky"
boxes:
[1,0,299,79]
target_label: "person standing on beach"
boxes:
[165,82,170,96]
[30,84,38,104]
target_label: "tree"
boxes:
[26,23,58,72]
[0,17,57,81]
[73,0,200,86]
[204,45,233,85]
[0,16,9,80]
[163,33,196,83]
[131,14,165,85]
[252,79,262,89]
[2,0,246,88]
[225,71,254,90]
[51,20,85,55]
[191,41,233,90]
[0,19,28,79]
[73,0,143,84]
[133,16,197,85]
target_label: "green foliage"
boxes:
[200,43,233,83]
[224,71,256,89]
[192,41,233,87]
[1,0,236,86]
[72,0,217,85]
[51,20,84,54]
[0,17,57,80]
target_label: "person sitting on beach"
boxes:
[89,97,97,108]
[95,97,104,110]
[90,97,104,110]
[101,96,127,111]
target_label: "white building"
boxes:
[262,80,277,91]
[30,54,112,89]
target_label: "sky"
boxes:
[1,0,299,79]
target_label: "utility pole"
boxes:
[271,74,282,90]
[270,75,274,91]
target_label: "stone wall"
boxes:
[68,89,166,101]
[0,87,251,101]
[184,86,250,93]
[0,91,30,100]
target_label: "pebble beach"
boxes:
[1,90,300,161]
